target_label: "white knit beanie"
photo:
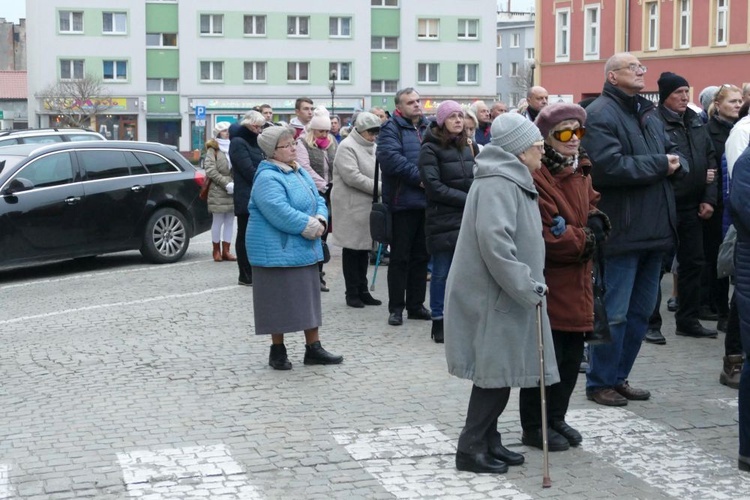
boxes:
[490,112,543,155]
[308,106,332,131]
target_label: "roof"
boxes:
[0,71,27,99]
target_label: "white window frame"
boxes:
[200,14,223,36]
[584,4,600,59]
[243,15,266,37]
[417,19,439,40]
[417,63,439,84]
[287,62,310,83]
[146,33,177,47]
[243,61,267,83]
[371,80,398,93]
[555,8,570,62]
[457,63,478,85]
[457,19,478,40]
[526,48,535,60]
[371,36,398,50]
[329,17,351,38]
[287,16,310,37]
[59,11,83,33]
[678,0,691,49]
[371,0,398,6]
[329,62,351,83]
[511,32,520,48]
[102,60,127,81]
[200,61,224,82]
[510,62,519,77]
[646,1,659,51]
[496,63,502,78]
[60,59,84,80]
[496,33,502,48]
[147,78,178,92]
[102,12,127,35]
[715,0,728,46]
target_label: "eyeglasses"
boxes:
[531,141,545,151]
[612,63,647,74]
[275,143,295,150]
[365,128,380,136]
[552,127,586,142]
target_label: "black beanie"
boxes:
[657,72,689,104]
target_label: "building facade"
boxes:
[496,12,536,107]
[26,0,497,151]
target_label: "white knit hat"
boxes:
[490,112,543,156]
[308,106,332,131]
[213,121,231,137]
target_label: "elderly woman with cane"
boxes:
[445,113,559,474]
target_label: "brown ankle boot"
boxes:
[720,355,743,389]
[212,242,222,262]
[221,242,237,261]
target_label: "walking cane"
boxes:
[370,243,384,291]
[536,302,552,488]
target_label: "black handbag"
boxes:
[585,247,611,345]
[321,241,331,264]
[369,160,392,244]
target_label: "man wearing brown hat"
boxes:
[581,53,687,407]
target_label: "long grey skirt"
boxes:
[251,264,322,335]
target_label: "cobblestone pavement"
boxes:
[0,232,748,499]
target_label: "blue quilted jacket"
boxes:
[247,160,328,267]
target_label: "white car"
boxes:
[0,128,106,147]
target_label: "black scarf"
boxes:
[542,143,590,175]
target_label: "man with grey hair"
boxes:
[582,52,687,407]
[369,106,388,123]
[699,86,720,123]
[743,83,750,105]
[523,86,549,121]
[470,100,491,145]
[490,101,508,120]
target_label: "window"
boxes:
[287,62,309,82]
[372,36,398,50]
[79,151,133,181]
[417,63,438,84]
[16,153,74,189]
[646,2,659,50]
[243,15,266,36]
[716,0,728,46]
[60,59,84,80]
[103,60,127,81]
[371,80,398,93]
[496,63,502,78]
[200,14,223,35]
[329,17,351,37]
[678,0,691,48]
[59,11,83,33]
[371,0,398,6]
[244,61,267,82]
[511,33,520,47]
[147,78,178,92]
[511,62,519,77]
[146,33,177,47]
[200,61,224,82]
[584,5,600,58]
[457,64,478,84]
[134,152,179,174]
[496,33,502,48]
[417,19,439,39]
[288,16,310,37]
[102,12,127,34]
[526,48,535,60]
[555,8,570,62]
[457,19,478,40]
[330,62,351,83]
[510,92,521,107]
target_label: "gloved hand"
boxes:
[225,182,234,195]
[587,215,606,244]
[550,215,567,237]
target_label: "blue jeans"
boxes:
[737,259,750,459]
[586,251,664,391]
[429,250,454,320]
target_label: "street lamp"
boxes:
[329,70,337,117]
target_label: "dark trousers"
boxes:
[702,213,730,316]
[675,208,705,328]
[342,248,369,298]
[520,330,584,430]
[726,292,744,355]
[648,254,674,330]
[235,214,252,284]
[457,385,511,454]
[387,209,429,313]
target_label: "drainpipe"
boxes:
[624,1,630,52]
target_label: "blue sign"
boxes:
[195,105,206,120]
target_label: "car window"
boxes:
[134,151,180,174]
[21,135,65,144]
[124,151,148,176]
[13,152,74,188]
[78,150,131,181]
[65,134,106,142]
[0,138,19,147]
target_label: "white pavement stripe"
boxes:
[117,444,263,499]
[0,464,12,500]
[567,408,750,499]
[333,424,532,500]
[716,398,739,409]
[0,286,237,326]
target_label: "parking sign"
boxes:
[195,106,206,120]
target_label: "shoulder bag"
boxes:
[369,160,392,244]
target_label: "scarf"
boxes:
[315,137,331,150]
[217,137,232,170]
[542,143,590,175]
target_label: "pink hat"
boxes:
[436,100,464,127]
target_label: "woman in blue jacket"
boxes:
[248,126,343,370]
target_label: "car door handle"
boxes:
[131,185,145,193]
[64,196,81,205]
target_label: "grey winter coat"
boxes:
[329,129,380,250]
[204,141,234,214]
[444,143,560,389]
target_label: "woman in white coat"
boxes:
[330,112,383,308]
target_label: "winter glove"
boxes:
[587,214,607,244]
[225,182,234,195]
[550,215,567,237]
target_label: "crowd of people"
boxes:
[201,52,749,474]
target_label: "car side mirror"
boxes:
[3,177,34,195]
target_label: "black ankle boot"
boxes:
[359,292,382,306]
[304,341,343,365]
[346,296,365,308]
[269,344,292,370]
[431,319,444,343]
[320,272,329,292]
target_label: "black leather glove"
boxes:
[587,215,607,244]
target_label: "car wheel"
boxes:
[140,208,190,264]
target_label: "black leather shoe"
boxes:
[407,306,431,320]
[455,451,508,474]
[717,316,729,333]
[431,319,444,343]
[346,296,365,308]
[268,344,292,370]
[644,328,666,345]
[521,427,570,451]
[676,323,718,338]
[303,341,343,365]
[739,455,750,472]
[388,311,403,326]
[550,421,582,447]
[488,444,524,466]
[359,292,382,306]
[699,306,719,321]
[667,296,679,312]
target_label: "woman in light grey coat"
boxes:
[445,112,560,475]
[204,121,236,262]
[330,112,383,308]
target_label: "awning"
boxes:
[147,113,182,121]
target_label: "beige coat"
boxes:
[329,129,380,250]
[204,140,233,214]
